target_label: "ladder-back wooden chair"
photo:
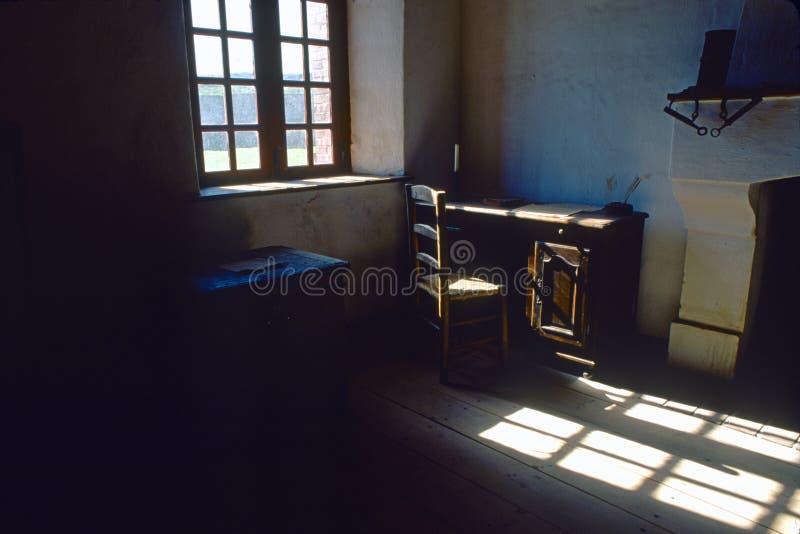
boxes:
[406,184,508,384]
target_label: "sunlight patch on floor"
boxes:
[771,512,800,533]
[704,424,800,464]
[580,431,671,471]
[771,488,800,532]
[504,407,584,439]
[577,377,635,403]
[462,368,800,530]
[557,447,651,490]
[758,425,800,448]
[625,402,706,433]
[671,459,783,504]
[664,400,698,414]
[789,488,800,516]
[639,394,668,405]
[478,421,565,460]
[655,477,767,528]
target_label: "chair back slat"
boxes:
[406,184,449,277]
[416,252,440,271]
[409,185,438,204]
[413,223,438,242]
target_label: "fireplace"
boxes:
[665,0,800,378]
[667,95,800,377]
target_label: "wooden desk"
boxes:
[446,201,643,229]
[444,202,648,370]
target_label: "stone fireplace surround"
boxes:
[667,95,800,377]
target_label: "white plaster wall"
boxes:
[460,0,745,338]
[191,184,407,319]
[404,0,461,191]
[348,0,405,175]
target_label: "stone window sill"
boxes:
[197,174,409,200]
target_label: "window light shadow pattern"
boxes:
[465,372,800,532]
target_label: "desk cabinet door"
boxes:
[527,242,590,347]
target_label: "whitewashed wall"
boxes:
[459,0,746,338]
[349,0,405,175]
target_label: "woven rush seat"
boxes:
[418,274,502,300]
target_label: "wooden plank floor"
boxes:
[342,343,800,534]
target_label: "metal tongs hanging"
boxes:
[710,97,763,137]
[663,95,763,137]
[663,99,708,136]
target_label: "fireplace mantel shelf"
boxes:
[667,86,800,103]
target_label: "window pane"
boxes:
[279,0,303,37]
[202,131,230,172]
[286,130,308,167]
[190,0,220,29]
[310,88,331,123]
[283,87,306,124]
[193,35,224,78]
[312,129,333,165]
[198,84,227,125]
[232,85,258,125]
[306,2,329,40]
[235,131,260,170]
[281,43,305,81]
[228,38,255,79]
[308,45,330,82]
[224,0,253,33]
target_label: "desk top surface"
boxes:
[445,202,648,229]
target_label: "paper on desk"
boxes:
[220,257,273,272]
[511,203,601,218]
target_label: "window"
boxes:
[184,0,350,186]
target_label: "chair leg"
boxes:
[440,295,451,384]
[500,293,509,363]
[413,288,422,333]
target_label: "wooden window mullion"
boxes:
[256,0,283,177]
[301,0,313,168]
[218,0,237,172]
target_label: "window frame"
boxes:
[183,0,351,187]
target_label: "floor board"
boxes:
[347,342,800,533]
